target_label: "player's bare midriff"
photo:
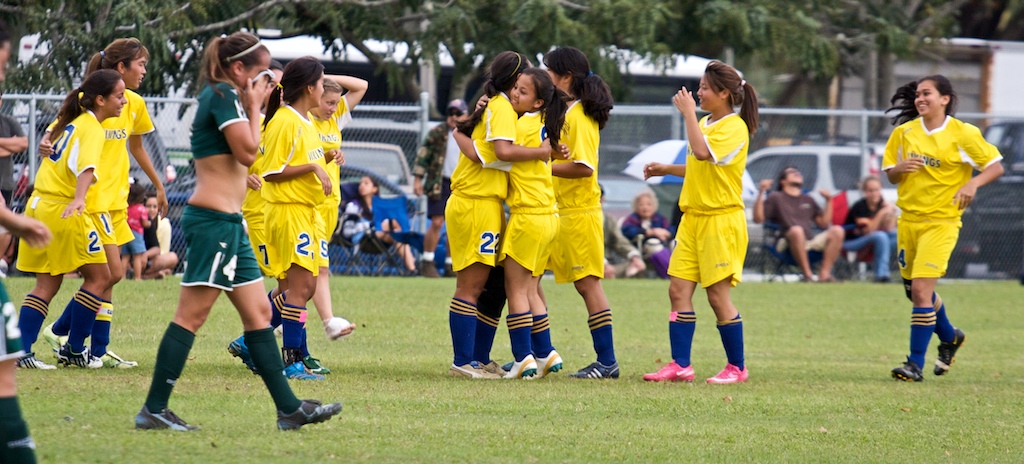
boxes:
[187,154,250,213]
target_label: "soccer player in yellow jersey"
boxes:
[643,61,759,384]
[543,47,620,379]
[16,70,125,370]
[40,38,168,369]
[259,57,333,380]
[445,51,534,379]
[882,75,1003,382]
[308,75,365,346]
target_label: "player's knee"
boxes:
[903,278,913,301]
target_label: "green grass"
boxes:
[7,277,1023,462]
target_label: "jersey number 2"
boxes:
[479,232,499,255]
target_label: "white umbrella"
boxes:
[622,140,688,185]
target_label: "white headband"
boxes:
[225,42,262,62]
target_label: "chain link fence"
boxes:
[3,92,1022,280]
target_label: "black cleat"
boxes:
[277,400,343,431]
[891,358,924,382]
[934,328,965,376]
[568,361,621,379]
[135,407,200,431]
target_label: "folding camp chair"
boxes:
[760,222,823,282]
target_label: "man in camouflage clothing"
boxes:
[413,99,468,277]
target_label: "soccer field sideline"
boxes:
[6,277,1022,462]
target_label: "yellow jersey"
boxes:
[882,116,1002,221]
[259,106,328,206]
[96,89,154,211]
[552,101,600,210]
[36,112,103,200]
[678,114,749,214]
[507,112,555,212]
[311,96,352,205]
[450,93,514,200]
[241,114,268,228]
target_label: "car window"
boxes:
[344,147,409,187]
[747,154,818,190]
[830,155,860,191]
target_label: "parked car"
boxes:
[341,141,413,195]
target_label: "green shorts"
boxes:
[1,282,24,361]
[180,206,263,291]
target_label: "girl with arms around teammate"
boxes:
[884,75,1003,381]
[643,61,758,384]
[16,70,124,370]
[136,33,341,431]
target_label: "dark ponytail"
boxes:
[263,56,325,129]
[702,60,759,133]
[887,75,958,126]
[457,51,529,136]
[85,38,149,77]
[521,68,568,147]
[543,47,613,129]
[50,69,123,142]
[199,32,268,92]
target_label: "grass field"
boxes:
[6,277,1023,462]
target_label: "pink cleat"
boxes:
[642,361,695,382]
[706,364,748,384]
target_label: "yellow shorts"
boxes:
[445,195,504,272]
[247,226,273,277]
[668,209,747,288]
[317,198,341,241]
[897,218,960,280]
[263,203,324,279]
[500,211,559,277]
[549,208,604,284]
[89,211,117,246]
[109,208,135,246]
[17,195,107,275]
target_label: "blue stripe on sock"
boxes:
[669,313,696,367]
[717,315,744,370]
[909,307,935,368]
[449,299,477,366]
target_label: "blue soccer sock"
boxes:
[932,293,955,343]
[473,312,500,365]
[269,291,285,329]
[300,327,310,358]
[909,307,936,368]
[17,295,49,354]
[90,302,114,358]
[449,298,477,366]
[52,301,72,336]
[506,312,533,362]
[531,314,553,359]
[670,312,696,367]
[279,303,307,352]
[588,309,616,365]
[66,289,104,354]
[716,314,745,370]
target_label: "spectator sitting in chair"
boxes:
[753,167,845,282]
[621,189,675,259]
[601,184,646,278]
[842,175,897,283]
[340,176,416,273]
[141,191,178,279]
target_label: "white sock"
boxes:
[445,257,453,265]
[421,251,435,261]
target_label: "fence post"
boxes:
[419,91,430,143]
[28,95,38,182]
[670,109,681,140]
[860,110,869,177]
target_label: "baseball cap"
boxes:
[447,99,469,116]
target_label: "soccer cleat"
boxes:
[570,361,621,379]
[16,353,57,370]
[892,358,924,382]
[277,399,343,431]
[101,351,139,369]
[324,317,355,340]
[449,363,501,379]
[707,364,748,384]
[934,328,966,376]
[135,407,200,431]
[56,345,102,368]
[41,323,67,355]
[303,356,331,375]
[284,362,325,380]
[503,355,538,379]
[227,336,258,375]
[534,350,563,378]
[642,361,693,382]
[477,361,506,377]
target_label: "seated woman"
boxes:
[621,189,675,258]
[842,175,897,283]
[339,176,416,272]
[141,191,178,279]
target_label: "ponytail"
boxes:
[887,74,958,126]
[50,69,123,141]
[458,51,528,136]
[521,68,568,147]
[84,38,149,77]
[199,32,267,93]
[738,81,759,134]
[543,47,613,129]
[703,60,758,134]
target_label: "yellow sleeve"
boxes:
[707,117,748,166]
[956,122,1003,170]
[130,91,156,135]
[484,103,517,143]
[71,124,104,176]
[568,115,599,171]
[881,126,903,171]
[334,95,352,130]
[260,118,299,177]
